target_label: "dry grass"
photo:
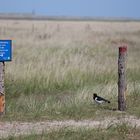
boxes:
[0,19,140,120]
[4,124,140,140]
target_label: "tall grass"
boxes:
[5,43,118,96]
[0,20,140,120]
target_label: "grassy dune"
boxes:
[0,20,140,120]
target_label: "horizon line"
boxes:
[0,12,140,21]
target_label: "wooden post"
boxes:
[0,62,5,115]
[118,46,127,111]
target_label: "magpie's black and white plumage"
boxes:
[93,93,110,104]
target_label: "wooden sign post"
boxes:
[0,62,5,115]
[0,40,12,115]
[118,46,127,111]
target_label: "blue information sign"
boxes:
[0,40,12,62]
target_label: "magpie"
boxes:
[93,93,110,104]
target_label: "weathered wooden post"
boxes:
[0,40,12,115]
[118,46,127,111]
[0,62,5,115]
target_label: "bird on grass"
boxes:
[93,93,110,104]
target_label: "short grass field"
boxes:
[0,19,140,121]
[4,124,140,140]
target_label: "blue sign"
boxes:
[0,40,12,62]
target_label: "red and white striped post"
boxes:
[0,62,5,115]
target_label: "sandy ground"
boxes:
[0,116,140,139]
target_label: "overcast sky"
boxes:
[0,0,140,18]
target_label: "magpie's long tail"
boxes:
[102,98,110,103]
[105,99,110,103]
